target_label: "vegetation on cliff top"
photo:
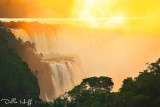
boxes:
[0,23,40,106]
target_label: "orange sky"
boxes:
[0,0,159,18]
[0,0,74,18]
[0,0,160,34]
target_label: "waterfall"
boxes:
[11,23,160,97]
[11,28,58,56]
[49,62,83,98]
[11,28,85,101]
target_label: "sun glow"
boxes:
[70,0,160,32]
[72,0,109,18]
[0,0,159,33]
[71,0,126,28]
[106,16,125,28]
[108,17,124,24]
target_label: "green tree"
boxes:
[118,59,160,107]
[59,76,114,107]
[0,24,40,107]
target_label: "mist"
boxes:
[7,22,160,91]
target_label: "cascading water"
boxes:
[10,23,160,99]
[49,62,83,98]
[11,28,58,56]
[11,27,85,101]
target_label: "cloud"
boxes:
[0,0,74,18]
[0,0,37,18]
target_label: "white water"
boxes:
[49,62,83,98]
[11,25,160,94]
[11,29,58,55]
[11,28,85,101]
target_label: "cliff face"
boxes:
[2,22,85,101]
[11,28,85,101]
[0,26,40,100]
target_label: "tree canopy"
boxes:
[53,59,160,107]
[0,25,40,106]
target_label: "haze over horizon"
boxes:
[1,0,160,33]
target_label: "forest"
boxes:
[0,22,40,107]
